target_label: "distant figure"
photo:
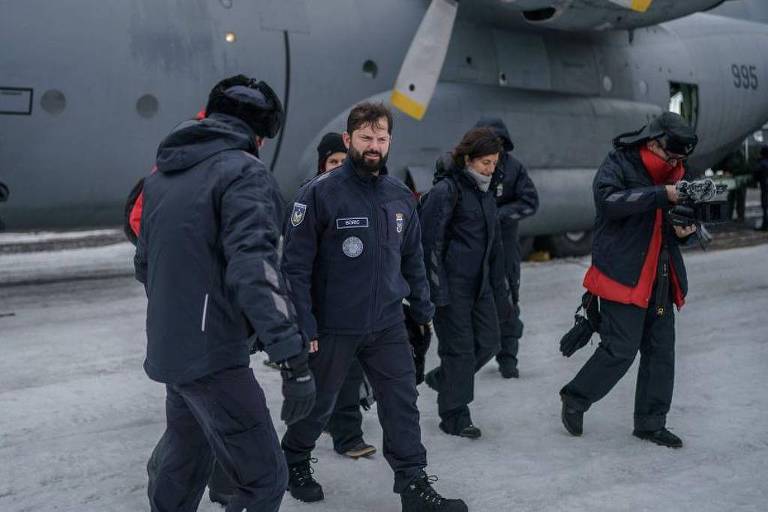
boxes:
[420,128,513,439]
[474,117,539,379]
[134,75,315,512]
[754,145,768,230]
[559,112,698,449]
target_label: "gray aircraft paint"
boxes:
[1,0,767,238]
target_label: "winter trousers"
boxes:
[147,366,286,512]
[561,291,676,432]
[281,324,427,493]
[431,278,500,427]
[326,359,366,453]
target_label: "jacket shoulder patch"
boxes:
[291,202,307,227]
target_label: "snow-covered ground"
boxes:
[0,245,766,512]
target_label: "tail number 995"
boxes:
[732,64,759,90]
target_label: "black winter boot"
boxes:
[561,396,583,436]
[633,428,683,448]
[498,360,519,379]
[287,459,324,502]
[401,472,468,512]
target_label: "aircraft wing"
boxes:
[461,0,728,31]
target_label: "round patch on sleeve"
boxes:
[342,236,364,258]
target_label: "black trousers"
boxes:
[326,359,366,453]
[497,225,524,367]
[760,182,768,228]
[496,307,524,367]
[147,366,286,512]
[281,324,426,493]
[561,292,676,431]
[431,278,500,425]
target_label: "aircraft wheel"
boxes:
[547,230,593,257]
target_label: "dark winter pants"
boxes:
[281,324,426,493]
[561,292,676,432]
[431,278,500,426]
[497,307,524,368]
[496,224,524,368]
[760,182,768,228]
[326,359,366,453]
[147,366,287,512]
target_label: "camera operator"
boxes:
[559,112,697,448]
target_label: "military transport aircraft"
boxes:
[1,0,767,255]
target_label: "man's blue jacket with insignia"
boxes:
[282,159,435,339]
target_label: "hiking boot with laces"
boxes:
[401,472,468,512]
[287,459,324,502]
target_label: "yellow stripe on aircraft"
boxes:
[391,90,427,121]
[631,0,653,12]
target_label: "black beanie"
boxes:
[205,75,284,138]
[316,132,347,173]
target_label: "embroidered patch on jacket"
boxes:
[342,236,364,258]
[336,217,369,229]
[291,202,307,227]
[395,213,405,233]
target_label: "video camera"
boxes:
[668,179,728,227]
[667,178,728,248]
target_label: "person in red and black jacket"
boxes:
[560,112,698,449]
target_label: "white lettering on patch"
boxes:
[336,217,369,229]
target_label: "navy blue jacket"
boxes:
[591,147,689,296]
[419,155,512,315]
[474,117,538,302]
[134,113,305,384]
[494,153,538,303]
[282,159,434,339]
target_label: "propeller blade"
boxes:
[391,0,458,120]
[607,0,653,12]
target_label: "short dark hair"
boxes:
[451,128,503,169]
[347,102,393,135]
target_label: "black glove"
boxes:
[403,304,433,385]
[279,352,316,426]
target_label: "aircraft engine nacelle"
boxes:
[492,0,726,31]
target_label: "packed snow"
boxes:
[0,244,766,511]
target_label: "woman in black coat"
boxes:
[420,128,513,439]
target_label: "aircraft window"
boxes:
[225,32,237,43]
[136,94,159,118]
[40,90,66,115]
[362,60,378,79]
[219,0,232,8]
[669,82,699,128]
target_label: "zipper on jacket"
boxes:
[371,188,380,331]
[201,293,209,332]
